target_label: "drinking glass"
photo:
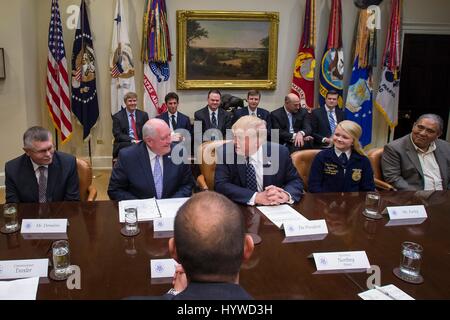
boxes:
[393,241,424,284]
[50,240,71,280]
[362,192,382,219]
[1,203,20,234]
[121,207,140,236]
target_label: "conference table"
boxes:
[1,191,449,299]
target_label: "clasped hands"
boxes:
[255,185,289,206]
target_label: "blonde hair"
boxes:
[123,91,138,103]
[335,120,365,156]
[232,115,267,144]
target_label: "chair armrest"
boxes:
[196,175,208,190]
[374,178,396,191]
[87,186,98,201]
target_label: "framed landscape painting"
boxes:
[176,10,279,89]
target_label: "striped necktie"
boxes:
[153,156,163,199]
[246,157,258,192]
[38,166,47,203]
[328,111,336,134]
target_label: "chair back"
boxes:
[197,140,231,190]
[76,158,97,201]
[367,148,384,180]
[291,149,321,191]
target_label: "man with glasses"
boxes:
[5,126,80,203]
[382,114,450,190]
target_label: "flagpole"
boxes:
[87,137,101,179]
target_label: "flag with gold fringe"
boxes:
[375,0,402,130]
[110,0,136,114]
[291,0,316,111]
[141,0,172,118]
[319,0,344,108]
[345,8,378,147]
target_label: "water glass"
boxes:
[121,207,139,236]
[399,241,423,278]
[363,192,382,219]
[2,203,19,233]
[52,240,71,279]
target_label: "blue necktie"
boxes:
[328,111,336,134]
[211,112,217,128]
[339,153,348,167]
[153,156,163,199]
[246,157,258,192]
[287,113,294,133]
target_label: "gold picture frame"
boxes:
[177,10,279,90]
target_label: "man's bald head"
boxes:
[173,191,246,282]
[284,93,301,113]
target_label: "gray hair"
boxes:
[142,118,167,139]
[23,126,52,149]
[415,114,444,134]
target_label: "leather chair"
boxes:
[367,147,396,191]
[76,158,97,201]
[196,140,231,191]
[290,149,321,192]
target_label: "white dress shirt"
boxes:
[146,146,164,177]
[31,160,48,182]
[411,138,443,190]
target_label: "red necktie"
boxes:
[130,113,138,140]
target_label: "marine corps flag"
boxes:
[345,9,378,147]
[375,0,402,130]
[319,0,344,108]
[141,0,171,118]
[110,0,136,114]
[71,0,99,140]
[290,0,316,111]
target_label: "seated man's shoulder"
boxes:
[55,151,76,163]
[437,138,450,149]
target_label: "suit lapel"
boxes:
[405,139,423,177]
[46,156,59,202]
[236,151,247,188]
[138,144,157,197]
[434,143,449,187]
[24,157,39,202]
[320,107,331,133]
[203,107,212,129]
[121,109,130,132]
[262,143,273,187]
[280,110,289,130]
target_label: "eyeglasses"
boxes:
[414,124,437,135]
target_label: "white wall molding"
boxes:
[403,22,450,34]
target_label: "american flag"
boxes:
[46,0,72,143]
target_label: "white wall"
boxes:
[1,0,450,184]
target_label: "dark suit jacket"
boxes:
[214,142,303,204]
[126,282,253,300]
[157,111,192,132]
[382,135,450,190]
[108,142,194,200]
[5,152,80,203]
[232,107,272,140]
[194,106,232,142]
[308,148,375,193]
[112,108,149,158]
[271,106,312,151]
[311,106,345,148]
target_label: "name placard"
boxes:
[20,219,68,234]
[0,259,49,280]
[153,218,174,232]
[150,258,177,283]
[283,219,328,238]
[313,251,370,273]
[385,205,427,226]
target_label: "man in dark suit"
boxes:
[382,114,450,190]
[108,118,194,201]
[112,91,149,158]
[5,126,80,203]
[127,191,254,300]
[157,92,192,143]
[215,116,303,205]
[232,90,272,139]
[194,89,232,143]
[311,90,345,148]
[271,93,312,153]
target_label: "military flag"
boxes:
[142,0,172,118]
[291,0,316,111]
[375,0,402,130]
[46,0,72,144]
[71,0,99,140]
[319,0,344,108]
[110,0,136,114]
[345,9,378,147]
